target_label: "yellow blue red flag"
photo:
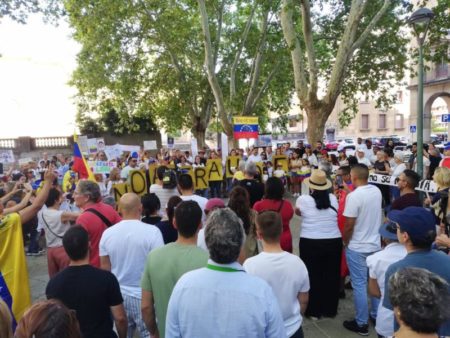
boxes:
[73,135,96,181]
[0,212,31,329]
[233,117,259,139]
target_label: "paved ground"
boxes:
[26,198,379,338]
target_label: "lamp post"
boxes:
[407,7,434,179]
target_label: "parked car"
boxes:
[325,140,339,151]
[337,138,356,151]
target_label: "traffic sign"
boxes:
[442,114,450,123]
[410,125,417,133]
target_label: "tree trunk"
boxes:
[191,117,207,150]
[305,106,331,146]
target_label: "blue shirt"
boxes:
[165,259,287,338]
[383,249,450,336]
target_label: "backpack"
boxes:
[163,170,177,189]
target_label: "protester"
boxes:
[39,188,80,277]
[373,150,391,206]
[388,268,450,338]
[239,161,265,207]
[289,150,302,196]
[244,211,309,338]
[177,173,208,222]
[141,193,162,225]
[141,201,208,338]
[302,145,318,167]
[100,193,164,338]
[15,299,81,338]
[46,226,127,338]
[296,169,341,319]
[247,147,262,163]
[342,164,382,335]
[121,152,139,181]
[383,206,450,336]
[254,177,294,253]
[390,170,421,210]
[149,166,180,217]
[228,186,259,259]
[165,208,286,337]
[367,221,407,338]
[74,180,121,267]
[356,148,372,168]
[155,195,182,244]
[439,142,450,168]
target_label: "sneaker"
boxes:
[369,316,376,327]
[343,319,369,336]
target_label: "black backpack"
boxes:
[163,170,177,189]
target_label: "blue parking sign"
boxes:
[442,114,450,123]
[410,125,416,133]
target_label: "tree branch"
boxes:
[248,61,281,113]
[230,1,257,105]
[280,0,308,101]
[213,0,225,65]
[350,0,392,54]
[300,0,318,100]
[244,8,270,114]
[197,0,233,135]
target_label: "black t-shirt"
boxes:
[142,215,163,225]
[155,220,178,244]
[239,179,265,207]
[46,265,123,338]
[391,193,422,210]
[374,160,389,172]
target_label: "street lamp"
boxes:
[407,7,434,179]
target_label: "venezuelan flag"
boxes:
[0,213,31,329]
[73,135,96,181]
[233,117,259,139]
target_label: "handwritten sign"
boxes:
[368,173,437,193]
[88,161,116,174]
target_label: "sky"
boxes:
[0,14,80,138]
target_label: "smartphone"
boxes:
[335,175,343,188]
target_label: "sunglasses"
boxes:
[385,220,399,233]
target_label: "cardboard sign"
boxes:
[0,150,15,163]
[272,155,289,172]
[143,140,157,150]
[112,183,129,201]
[207,159,223,182]
[128,170,148,196]
[225,156,241,178]
[78,135,89,155]
[193,167,208,190]
[87,138,98,154]
[88,161,116,174]
[255,162,264,178]
[368,173,437,193]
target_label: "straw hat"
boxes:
[303,169,332,190]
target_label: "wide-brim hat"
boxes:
[303,169,332,190]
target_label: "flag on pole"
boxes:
[73,135,96,181]
[0,213,31,329]
[233,117,259,139]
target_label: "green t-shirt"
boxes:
[141,242,208,338]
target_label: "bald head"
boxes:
[119,193,142,218]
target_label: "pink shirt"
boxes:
[76,202,121,267]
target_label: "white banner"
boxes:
[143,140,157,150]
[368,173,437,193]
[191,138,198,157]
[0,150,15,163]
[221,132,228,164]
[78,135,89,155]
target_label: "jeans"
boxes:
[346,248,379,326]
[28,228,40,253]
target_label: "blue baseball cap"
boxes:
[387,207,435,241]
[444,143,450,151]
[131,151,139,159]
[379,220,398,241]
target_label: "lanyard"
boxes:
[206,264,244,273]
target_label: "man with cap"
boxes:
[367,221,407,338]
[356,148,372,168]
[383,206,450,337]
[439,143,450,168]
[165,208,286,338]
[121,152,139,181]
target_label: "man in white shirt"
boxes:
[247,147,262,163]
[356,148,372,168]
[120,153,139,181]
[244,211,309,338]
[177,174,208,222]
[342,164,382,336]
[367,221,407,338]
[99,193,164,338]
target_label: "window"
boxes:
[378,114,387,129]
[289,119,297,128]
[396,91,403,103]
[361,114,369,130]
[395,114,404,129]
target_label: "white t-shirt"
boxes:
[99,219,164,298]
[196,228,208,252]
[302,153,318,167]
[296,194,341,239]
[180,194,208,224]
[149,184,180,215]
[39,208,69,248]
[413,156,431,179]
[273,169,286,178]
[391,163,406,179]
[366,243,407,337]
[244,251,310,337]
[247,154,262,163]
[120,165,137,180]
[343,184,382,253]
[357,156,372,167]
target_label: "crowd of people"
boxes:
[0,136,450,338]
